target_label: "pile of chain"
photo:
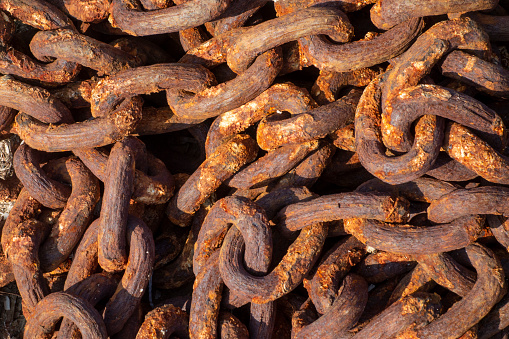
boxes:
[1,0,509,338]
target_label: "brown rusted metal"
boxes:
[274,0,376,16]
[0,75,74,124]
[304,236,366,314]
[344,215,484,255]
[136,303,189,339]
[272,140,335,189]
[61,0,110,23]
[428,186,509,224]
[0,11,14,44]
[179,26,210,52]
[97,137,136,273]
[356,176,459,203]
[132,106,201,135]
[229,141,319,190]
[153,221,187,269]
[460,12,509,41]
[30,28,137,75]
[167,134,257,226]
[370,0,498,30]
[58,273,118,339]
[196,196,274,338]
[2,219,50,317]
[167,47,283,120]
[0,0,83,83]
[0,45,81,84]
[0,250,14,287]
[219,222,328,304]
[444,122,509,184]
[193,196,270,277]
[409,244,505,339]
[355,76,444,184]
[63,218,100,291]
[441,50,509,98]
[153,204,205,289]
[226,6,353,74]
[15,96,143,152]
[218,311,249,339]
[426,153,479,182]
[39,157,100,272]
[293,274,368,339]
[352,292,442,339]
[299,18,424,72]
[111,304,144,339]
[329,124,356,152]
[416,253,476,298]
[257,88,362,151]
[478,291,509,338]
[190,251,223,339]
[277,192,410,234]
[74,147,174,204]
[487,215,509,251]
[24,292,107,339]
[13,144,72,209]
[208,0,267,36]
[355,277,402,325]
[355,251,416,284]
[90,63,216,118]
[255,186,316,220]
[111,35,174,64]
[4,1,509,337]
[49,79,96,109]
[312,68,380,105]
[389,84,507,150]
[0,0,74,31]
[1,186,46,312]
[387,265,435,305]
[381,18,491,152]
[110,0,233,36]
[321,150,363,182]
[103,215,155,335]
[179,27,247,68]
[0,105,15,134]
[205,82,317,156]
[138,0,171,10]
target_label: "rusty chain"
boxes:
[0,0,509,338]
